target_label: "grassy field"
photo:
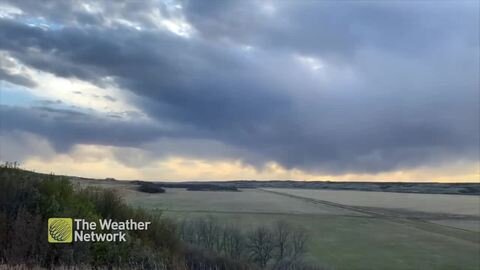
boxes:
[123,188,364,216]
[166,212,479,270]
[263,188,480,216]
[79,180,480,270]
[430,219,480,232]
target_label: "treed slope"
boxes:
[0,167,254,270]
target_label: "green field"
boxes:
[264,188,480,216]
[81,180,480,270]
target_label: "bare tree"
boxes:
[247,226,275,268]
[222,224,245,258]
[291,229,308,259]
[177,217,310,269]
[178,219,193,242]
[273,221,292,261]
[189,217,221,251]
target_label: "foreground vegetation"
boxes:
[0,167,182,269]
[178,218,311,269]
[0,166,322,269]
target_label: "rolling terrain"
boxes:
[72,178,480,270]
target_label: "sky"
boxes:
[0,0,478,182]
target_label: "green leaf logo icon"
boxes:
[48,218,72,243]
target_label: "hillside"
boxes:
[0,167,256,270]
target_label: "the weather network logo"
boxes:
[48,218,73,243]
[48,217,150,243]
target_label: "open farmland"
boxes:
[71,178,480,269]
[262,188,480,216]
[93,181,480,270]
[123,187,364,216]
[263,188,480,235]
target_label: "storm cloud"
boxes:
[0,0,478,176]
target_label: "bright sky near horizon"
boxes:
[0,0,479,182]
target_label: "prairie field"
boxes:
[123,188,363,216]
[263,188,480,216]
[104,183,480,270]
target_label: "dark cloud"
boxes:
[0,0,478,175]
[184,1,479,61]
[0,105,167,152]
[0,53,36,87]
[0,68,36,87]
